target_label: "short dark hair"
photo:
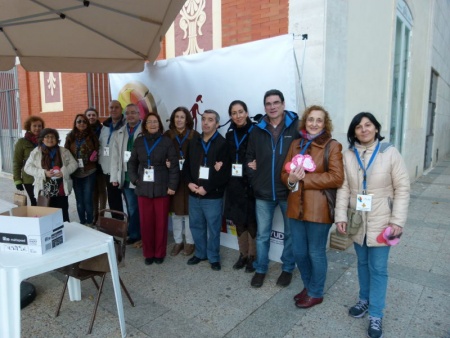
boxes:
[142,112,164,134]
[23,116,45,131]
[84,107,99,116]
[263,89,284,105]
[38,128,60,145]
[203,109,220,123]
[228,100,248,116]
[347,112,385,148]
[168,106,194,130]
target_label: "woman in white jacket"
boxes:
[25,128,78,222]
[335,113,410,338]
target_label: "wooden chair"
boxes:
[55,209,135,334]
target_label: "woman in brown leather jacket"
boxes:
[281,105,344,309]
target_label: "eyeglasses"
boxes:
[146,120,159,125]
[76,120,88,124]
[43,135,57,140]
[126,111,139,115]
[264,101,282,108]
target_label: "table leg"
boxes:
[106,240,126,338]
[0,271,22,338]
[67,277,81,301]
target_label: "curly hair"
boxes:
[23,116,45,131]
[298,105,333,133]
[168,106,194,130]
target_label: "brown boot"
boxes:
[171,242,184,256]
[183,243,195,256]
[245,255,256,273]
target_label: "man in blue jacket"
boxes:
[246,89,299,288]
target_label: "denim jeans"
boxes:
[122,181,140,240]
[290,219,331,298]
[354,238,391,318]
[188,196,223,263]
[254,199,295,274]
[72,172,96,224]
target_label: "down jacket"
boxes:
[334,141,410,247]
[24,146,78,197]
[281,132,344,224]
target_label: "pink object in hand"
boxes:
[302,155,316,172]
[376,226,401,246]
[89,150,98,162]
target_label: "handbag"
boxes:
[347,208,363,235]
[321,140,337,221]
[13,191,27,206]
[37,190,51,207]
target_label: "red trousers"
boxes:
[138,196,170,259]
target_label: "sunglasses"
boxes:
[387,232,402,240]
[76,120,88,124]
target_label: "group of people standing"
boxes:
[13,89,410,338]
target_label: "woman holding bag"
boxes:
[24,128,78,222]
[335,112,410,338]
[281,105,344,309]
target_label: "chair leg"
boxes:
[55,275,70,317]
[90,276,100,290]
[87,274,106,334]
[119,277,135,307]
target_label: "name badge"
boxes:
[143,168,154,182]
[179,159,185,171]
[103,146,110,156]
[129,181,136,189]
[124,151,131,163]
[231,164,243,177]
[77,158,84,168]
[356,194,372,211]
[199,166,209,180]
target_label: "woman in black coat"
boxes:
[224,100,257,272]
[128,113,179,265]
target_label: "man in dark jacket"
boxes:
[246,89,299,288]
[183,110,231,271]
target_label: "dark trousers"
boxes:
[104,173,124,219]
[24,183,37,206]
[50,195,69,222]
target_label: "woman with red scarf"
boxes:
[13,116,45,206]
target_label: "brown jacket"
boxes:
[281,132,344,224]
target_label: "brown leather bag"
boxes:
[37,190,50,207]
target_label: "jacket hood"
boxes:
[256,110,298,130]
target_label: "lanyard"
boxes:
[353,142,380,193]
[127,121,141,139]
[49,147,57,168]
[143,136,162,167]
[75,138,85,158]
[176,129,191,158]
[107,123,115,145]
[299,139,313,155]
[233,125,253,163]
[201,131,218,166]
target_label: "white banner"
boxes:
[109,34,297,262]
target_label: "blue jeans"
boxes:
[188,196,223,263]
[254,199,295,274]
[290,219,331,298]
[122,181,140,240]
[72,173,96,224]
[354,238,391,318]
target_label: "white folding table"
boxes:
[0,222,126,338]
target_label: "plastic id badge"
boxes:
[231,164,243,177]
[77,158,84,168]
[103,146,110,157]
[124,151,131,162]
[143,168,154,182]
[356,194,372,211]
[199,166,209,180]
[179,159,185,171]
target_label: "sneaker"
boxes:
[349,300,369,318]
[368,316,383,338]
[232,253,247,270]
[250,273,266,288]
[276,271,293,287]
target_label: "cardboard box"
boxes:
[0,206,64,254]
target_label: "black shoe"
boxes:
[349,300,369,318]
[126,238,140,245]
[245,255,256,273]
[251,273,266,288]
[154,257,164,264]
[276,271,293,287]
[368,316,383,338]
[187,256,207,265]
[144,258,154,265]
[211,262,221,271]
[233,253,247,270]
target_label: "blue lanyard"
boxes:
[353,142,380,193]
[127,121,141,139]
[233,125,253,163]
[75,138,85,158]
[299,139,313,155]
[143,136,162,168]
[201,131,218,166]
[49,148,57,168]
[176,129,191,159]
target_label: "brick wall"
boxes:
[18,65,89,130]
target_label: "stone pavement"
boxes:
[1,159,450,338]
